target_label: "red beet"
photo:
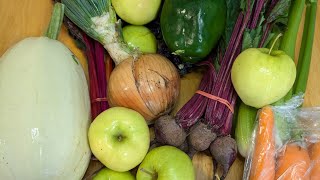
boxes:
[188,121,217,151]
[210,136,237,179]
[154,115,187,147]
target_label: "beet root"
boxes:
[154,115,187,147]
[210,136,237,178]
[188,121,217,151]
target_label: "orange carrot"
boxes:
[310,142,320,180]
[275,144,311,180]
[249,106,275,180]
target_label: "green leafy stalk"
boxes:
[62,0,139,65]
[275,0,305,103]
[293,0,317,94]
[279,0,305,58]
[45,3,65,40]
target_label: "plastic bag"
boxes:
[243,94,320,180]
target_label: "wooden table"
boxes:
[1,0,319,179]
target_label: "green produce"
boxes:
[93,168,135,180]
[112,0,161,25]
[293,0,317,95]
[136,146,195,180]
[279,0,307,101]
[122,25,157,54]
[160,0,226,63]
[0,4,91,179]
[231,47,296,108]
[88,107,150,172]
[235,102,257,157]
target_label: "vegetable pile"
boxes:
[59,0,318,179]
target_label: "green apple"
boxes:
[136,146,195,180]
[231,48,296,108]
[88,107,150,172]
[111,0,161,25]
[93,167,135,180]
[122,25,157,54]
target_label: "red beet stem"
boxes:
[83,34,101,119]
[177,61,216,129]
[206,0,254,135]
[249,0,266,29]
[94,41,109,111]
[259,23,272,47]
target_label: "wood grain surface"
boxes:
[0,0,319,180]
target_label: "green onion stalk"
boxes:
[61,0,140,65]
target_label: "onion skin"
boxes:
[108,54,180,123]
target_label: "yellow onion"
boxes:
[108,54,180,123]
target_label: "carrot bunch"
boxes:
[247,107,320,180]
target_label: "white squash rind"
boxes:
[0,37,91,180]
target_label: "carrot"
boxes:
[310,142,320,180]
[249,106,275,180]
[275,143,311,180]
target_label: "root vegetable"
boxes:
[154,115,186,147]
[275,144,311,180]
[310,142,320,179]
[188,121,217,151]
[249,106,275,180]
[210,136,237,178]
[108,54,180,123]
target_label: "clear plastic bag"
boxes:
[243,94,320,180]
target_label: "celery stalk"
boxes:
[235,102,257,157]
[277,0,306,102]
[276,0,317,145]
[279,0,305,59]
[294,1,318,94]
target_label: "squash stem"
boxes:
[45,3,65,40]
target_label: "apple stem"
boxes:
[140,168,157,180]
[268,33,283,55]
